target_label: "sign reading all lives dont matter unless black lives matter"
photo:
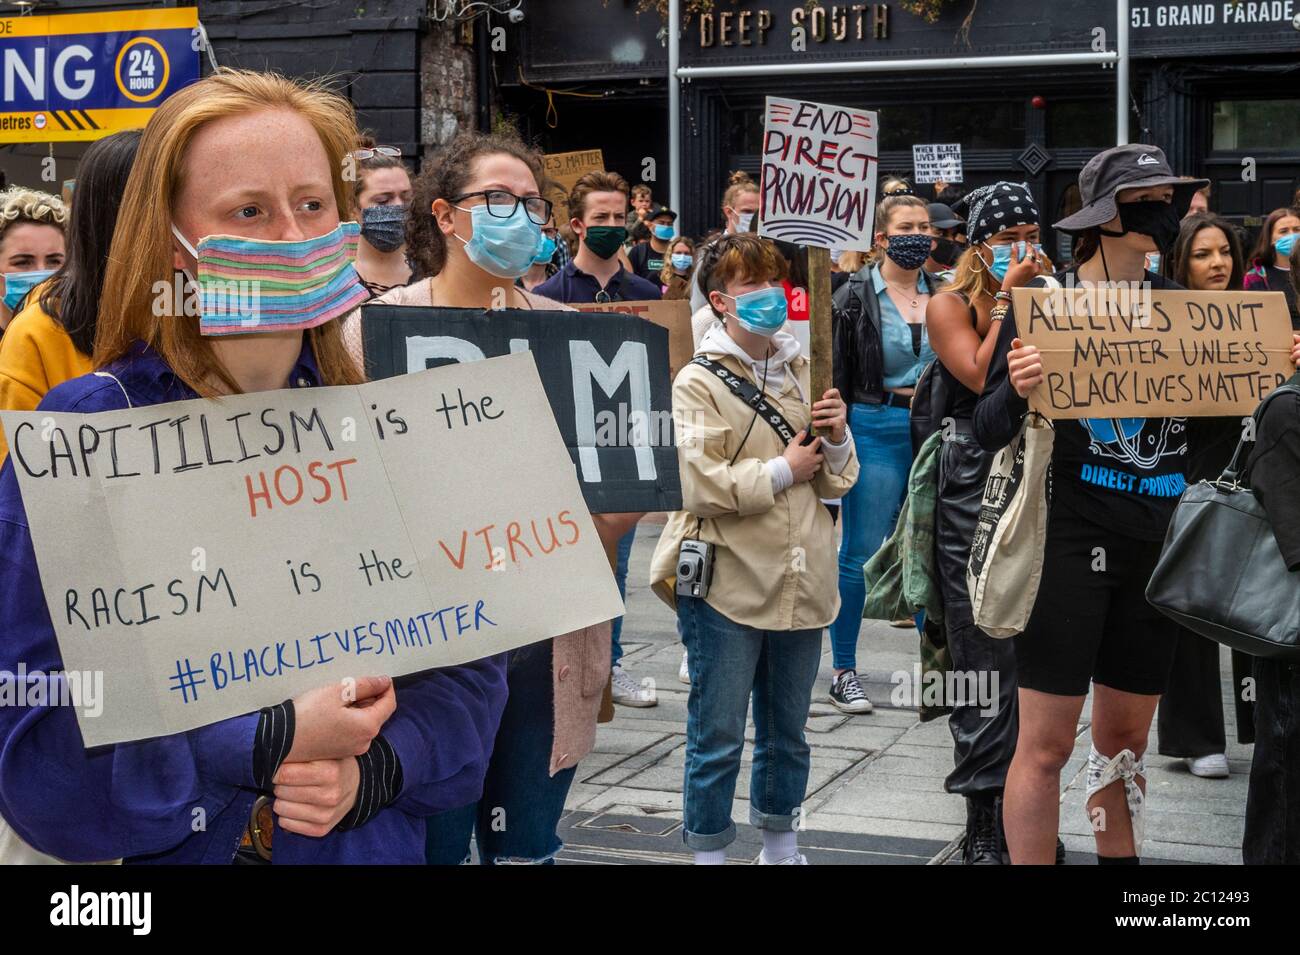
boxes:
[1,352,624,747]
[362,305,682,514]
[1013,287,1295,418]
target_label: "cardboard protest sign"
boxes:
[362,305,682,514]
[543,148,605,224]
[1012,286,1295,418]
[912,143,963,184]
[571,298,694,380]
[759,96,878,252]
[1,352,624,747]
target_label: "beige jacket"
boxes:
[341,279,610,776]
[650,326,859,631]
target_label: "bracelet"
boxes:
[994,290,1012,302]
[990,303,1010,322]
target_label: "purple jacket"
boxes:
[0,341,508,863]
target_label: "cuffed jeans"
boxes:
[611,526,636,667]
[677,595,822,851]
[830,402,912,670]
[424,640,576,865]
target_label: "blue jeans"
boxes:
[424,640,576,864]
[611,525,636,667]
[830,402,912,671]
[677,596,823,851]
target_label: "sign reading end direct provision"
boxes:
[759,96,878,252]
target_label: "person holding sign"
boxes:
[0,70,509,865]
[828,194,939,714]
[353,129,627,864]
[650,233,858,864]
[349,138,413,298]
[973,145,1212,865]
[0,131,141,464]
[925,181,1049,863]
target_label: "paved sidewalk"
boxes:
[557,518,1252,865]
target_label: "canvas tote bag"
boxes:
[966,412,1054,638]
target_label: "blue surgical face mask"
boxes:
[735,211,755,233]
[984,241,1042,282]
[532,233,558,265]
[453,202,544,279]
[653,222,675,241]
[2,269,55,311]
[1275,233,1299,259]
[670,253,693,272]
[723,285,787,337]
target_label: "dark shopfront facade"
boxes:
[500,0,1300,255]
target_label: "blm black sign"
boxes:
[361,305,681,514]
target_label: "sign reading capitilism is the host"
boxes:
[0,7,200,144]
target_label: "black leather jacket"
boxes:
[831,262,943,406]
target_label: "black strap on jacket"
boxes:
[690,355,798,445]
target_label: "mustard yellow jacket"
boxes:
[0,291,90,462]
[650,335,859,631]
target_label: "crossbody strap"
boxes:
[690,355,798,445]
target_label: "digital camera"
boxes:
[675,539,714,599]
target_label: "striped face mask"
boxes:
[171,221,368,336]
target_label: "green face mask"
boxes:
[582,225,628,260]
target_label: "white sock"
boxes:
[762,830,798,862]
[694,848,726,865]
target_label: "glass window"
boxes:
[942,101,1024,150]
[1048,100,1117,149]
[1212,99,1300,152]
[877,105,931,152]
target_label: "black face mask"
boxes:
[1100,199,1180,255]
[931,237,962,267]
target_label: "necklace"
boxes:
[886,281,924,309]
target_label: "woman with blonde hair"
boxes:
[660,235,696,300]
[926,181,1049,863]
[0,185,66,334]
[0,69,507,864]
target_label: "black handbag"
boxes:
[1146,383,1300,661]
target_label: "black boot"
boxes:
[963,795,1005,865]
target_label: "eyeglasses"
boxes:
[353,146,401,161]
[451,190,553,226]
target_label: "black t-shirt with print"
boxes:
[974,270,1190,541]
[628,242,667,284]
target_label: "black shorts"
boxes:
[1014,500,1178,698]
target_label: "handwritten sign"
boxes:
[912,143,962,184]
[543,148,605,225]
[1,352,624,746]
[1013,287,1295,418]
[571,299,694,380]
[362,306,682,513]
[759,95,878,252]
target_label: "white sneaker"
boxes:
[759,851,809,865]
[678,649,690,684]
[1186,753,1230,778]
[611,665,657,707]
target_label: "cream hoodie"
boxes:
[649,323,859,631]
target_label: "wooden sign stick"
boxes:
[806,245,834,436]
